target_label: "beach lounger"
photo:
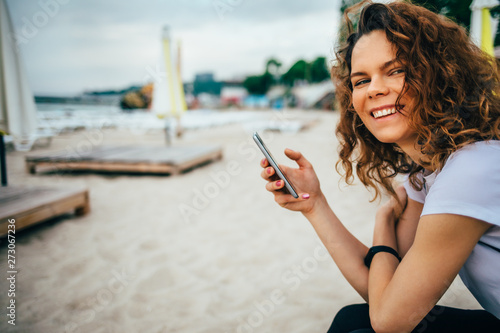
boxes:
[25,145,223,175]
[0,186,90,236]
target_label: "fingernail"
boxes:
[276,180,282,187]
[302,193,310,199]
[261,158,266,165]
[267,167,271,174]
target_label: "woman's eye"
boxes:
[354,79,369,87]
[390,68,405,75]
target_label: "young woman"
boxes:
[260,1,500,332]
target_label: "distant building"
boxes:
[190,72,250,108]
[220,86,247,107]
[195,73,214,82]
[243,95,269,109]
[192,72,246,96]
[193,73,223,96]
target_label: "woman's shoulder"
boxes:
[424,140,500,226]
[443,140,500,173]
[403,140,499,197]
[449,140,500,156]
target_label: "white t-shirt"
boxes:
[403,140,500,319]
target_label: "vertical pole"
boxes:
[176,40,188,113]
[163,28,176,145]
[176,40,186,138]
[0,135,7,186]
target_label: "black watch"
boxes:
[364,246,401,268]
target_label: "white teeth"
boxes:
[373,108,396,119]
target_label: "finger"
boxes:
[260,158,269,168]
[274,192,296,206]
[274,192,311,206]
[395,185,408,207]
[260,166,275,180]
[284,149,312,168]
[265,179,285,192]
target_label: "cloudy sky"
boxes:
[5,0,342,96]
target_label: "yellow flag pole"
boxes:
[481,8,494,56]
[177,40,188,113]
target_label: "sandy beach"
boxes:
[0,109,481,333]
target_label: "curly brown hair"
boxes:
[332,0,500,200]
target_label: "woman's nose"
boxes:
[367,77,389,98]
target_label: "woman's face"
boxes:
[350,30,416,149]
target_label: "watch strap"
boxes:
[364,246,401,268]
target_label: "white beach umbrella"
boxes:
[151,26,187,119]
[0,0,38,185]
[470,0,499,56]
[0,0,37,147]
[151,26,187,144]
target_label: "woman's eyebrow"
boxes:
[380,58,399,71]
[350,58,399,80]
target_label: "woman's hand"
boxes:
[260,148,323,215]
[376,185,408,223]
[373,185,408,248]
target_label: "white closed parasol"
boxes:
[151,26,187,144]
[0,0,38,185]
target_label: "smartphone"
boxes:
[253,132,299,198]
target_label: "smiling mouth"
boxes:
[372,107,398,119]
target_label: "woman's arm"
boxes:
[303,195,371,301]
[261,151,423,303]
[261,149,371,301]
[396,197,423,257]
[261,149,384,301]
[368,213,492,333]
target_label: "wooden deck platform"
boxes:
[0,186,90,236]
[25,145,223,175]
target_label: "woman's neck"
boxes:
[397,141,435,172]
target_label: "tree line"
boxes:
[243,57,330,95]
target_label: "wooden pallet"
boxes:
[25,145,223,175]
[0,186,90,236]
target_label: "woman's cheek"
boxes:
[351,93,360,114]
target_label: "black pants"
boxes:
[328,303,500,333]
